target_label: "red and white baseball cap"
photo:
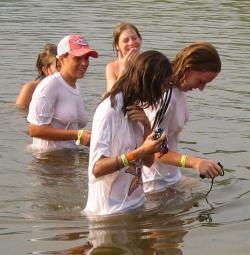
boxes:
[57,35,98,58]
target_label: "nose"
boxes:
[81,57,89,66]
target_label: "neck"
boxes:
[60,71,77,88]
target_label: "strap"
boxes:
[152,88,172,129]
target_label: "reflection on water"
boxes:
[29,197,217,255]
[0,0,250,254]
[27,170,215,254]
[24,149,89,221]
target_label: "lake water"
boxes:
[0,0,250,254]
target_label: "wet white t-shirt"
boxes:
[84,93,145,216]
[27,72,88,150]
[143,87,189,193]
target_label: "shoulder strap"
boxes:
[152,88,172,129]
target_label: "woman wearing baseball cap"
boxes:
[27,35,98,150]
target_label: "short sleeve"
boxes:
[27,96,54,126]
[90,103,113,161]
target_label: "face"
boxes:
[179,70,219,92]
[60,54,89,80]
[117,28,142,57]
[47,60,58,75]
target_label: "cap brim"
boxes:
[69,49,98,58]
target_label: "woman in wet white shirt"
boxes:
[84,50,173,216]
[27,34,98,150]
[143,41,224,193]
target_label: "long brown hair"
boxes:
[103,50,173,114]
[172,41,221,85]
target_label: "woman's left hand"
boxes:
[126,106,151,128]
[194,159,223,179]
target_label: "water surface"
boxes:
[0,0,250,254]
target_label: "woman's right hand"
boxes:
[118,48,139,76]
[141,131,167,156]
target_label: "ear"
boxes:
[58,56,65,66]
[42,66,49,76]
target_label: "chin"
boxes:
[77,73,85,79]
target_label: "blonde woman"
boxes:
[106,21,142,92]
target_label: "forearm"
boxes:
[156,150,224,179]
[128,145,154,167]
[143,122,152,140]
[93,146,154,178]
[93,156,121,178]
[156,150,199,169]
[28,123,78,141]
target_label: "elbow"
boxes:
[92,168,102,178]
[92,162,103,178]
[28,124,39,138]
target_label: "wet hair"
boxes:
[35,43,57,80]
[171,41,221,85]
[112,21,142,56]
[103,50,173,113]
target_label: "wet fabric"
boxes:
[84,93,145,216]
[143,88,189,193]
[27,72,88,150]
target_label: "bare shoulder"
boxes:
[106,60,119,73]
[20,79,40,92]
[16,79,40,109]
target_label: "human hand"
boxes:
[194,159,224,179]
[126,105,151,128]
[119,48,139,75]
[80,130,91,146]
[141,131,167,156]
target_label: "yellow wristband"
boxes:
[75,130,84,145]
[121,153,129,167]
[180,154,187,168]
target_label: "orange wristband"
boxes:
[126,152,136,162]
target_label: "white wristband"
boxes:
[75,130,83,145]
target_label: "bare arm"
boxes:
[106,49,139,92]
[93,132,166,178]
[16,80,39,109]
[105,62,118,92]
[28,123,91,145]
[156,150,223,179]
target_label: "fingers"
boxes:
[123,48,139,63]
[150,131,167,149]
[126,106,145,121]
[142,131,167,154]
[198,160,224,179]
